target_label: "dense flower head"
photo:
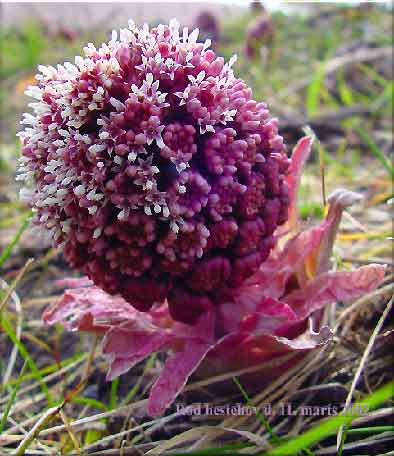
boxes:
[18,19,289,323]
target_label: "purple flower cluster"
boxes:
[18,19,289,323]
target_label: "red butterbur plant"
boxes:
[42,136,385,416]
[18,18,290,325]
[18,19,385,417]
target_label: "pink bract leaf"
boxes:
[245,221,328,298]
[148,340,214,416]
[43,286,138,332]
[246,188,364,300]
[172,308,216,343]
[208,318,332,370]
[239,301,298,335]
[103,323,171,380]
[218,296,298,333]
[107,358,146,382]
[286,264,387,320]
[242,322,333,355]
[314,189,363,275]
[102,308,216,405]
[103,310,213,379]
[286,136,313,229]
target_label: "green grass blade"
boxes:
[109,377,119,410]
[306,62,326,117]
[0,210,32,268]
[0,360,28,433]
[358,63,390,88]
[346,425,394,435]
[0,314,54,406]
[337,71,354,106]
[372,81,393,112]
[120,352,157,406]
[0,352,85,392]
[71,396,108,412]
[233,376,281,445]
[356,127,393,177]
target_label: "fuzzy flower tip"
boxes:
[18,19,290,323]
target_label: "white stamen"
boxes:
[74,185,86,196]
[93,227,102,238]
[88,144,106,154]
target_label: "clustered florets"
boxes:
[18,19,290,323]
